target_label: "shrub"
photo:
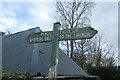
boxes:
[87,66,120,80]
[2,69,32,80]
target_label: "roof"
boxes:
[2,27,88,77]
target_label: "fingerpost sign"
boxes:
[27,22,98,80]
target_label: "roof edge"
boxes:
[4,27,40,37]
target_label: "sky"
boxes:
[0,1,118,59]
[0,2,57,32]
[91,2,118,52]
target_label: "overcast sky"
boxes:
[91,2,118,52]
[0,2,118,56]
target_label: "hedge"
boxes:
[87,66,120,80]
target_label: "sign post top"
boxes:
[54,22,61,26]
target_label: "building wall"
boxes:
[2,28,38,73]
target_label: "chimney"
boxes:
[0,32,5,36]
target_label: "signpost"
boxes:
[26,22,98,80]
[48,22,60,80]
[27,27,98,43]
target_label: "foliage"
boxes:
[72,53,87,70]
[87,66,120,80]
[2,69,32,80]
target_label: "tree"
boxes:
[73,39,90,70]
[56,1,94,59]
[86,35,115,66]
[73,35,115,70]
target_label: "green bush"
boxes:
[2,69,32,80]
[87,66,120,80]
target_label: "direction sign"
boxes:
[27,27,98,43]
[26,22,98,79]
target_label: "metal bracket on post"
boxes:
[48,22,61,80]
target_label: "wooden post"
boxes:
[48,22,61,80]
